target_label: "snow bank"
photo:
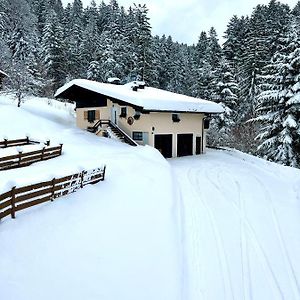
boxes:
[170,149,300,300]
[0,95,181,300]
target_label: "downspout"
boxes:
[202,114,210,153]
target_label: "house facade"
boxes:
[55,79,223,158]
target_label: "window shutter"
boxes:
[84,111,88,120]
[95,110,100,119]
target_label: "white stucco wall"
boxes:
[76,99,207,157]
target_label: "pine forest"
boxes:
[1,0,300,168]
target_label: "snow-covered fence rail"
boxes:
[0,166,106,221]
[0,137,47,148]
[0,145,63,171]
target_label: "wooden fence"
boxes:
[0,137,48,148]
[0,166,106,221]
[0,145,63,171]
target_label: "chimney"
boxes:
[137,81,146,89]
[107,77,121,85]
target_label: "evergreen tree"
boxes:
[1,0,40,104]
[87,60,101,81]
[239,5,269,119]
[194,31,208,68]
[206,27,222,70]
[255,23,300,167]
[82,0,100,71]
[208,57,239,146]
[130,4,152,80]
[41,9,65,93]
[223,15,249,71]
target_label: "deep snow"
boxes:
[0,94,300,300]
[171,151,300,300]
[0,94,182,300]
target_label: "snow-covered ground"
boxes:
[0,94,300,300]
[0,95,181,300]
[171,151,300,300]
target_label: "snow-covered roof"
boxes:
[0,70,8,77]
[55,79,224,114]
[107,77,120,83]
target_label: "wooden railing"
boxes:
[108,120,138,146]
[88,119,138,146]
[0,145,63,171]
[0,137,47,148]
[0,166,106,221]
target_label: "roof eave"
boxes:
[141,109,223,114]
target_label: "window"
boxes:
[87,110,96,123]
[120,107,127,118]
[132,131,143,141]
[204,119,210,129]
[172,113,180,122]
[134,111,141,120]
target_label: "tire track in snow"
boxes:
[206,167,284,300]
[213,170,251,300]
[187,166,235,300]
[176,167,206,300]
[187,168,208,300]
[251,174,300,300]
[170,169,188,300]
[234,176,252,300]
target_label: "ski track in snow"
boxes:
[188,167,235,300]
[178,169,205,300]
[215,168,300,300]
[171,152,300,300]
[206,167,284,300]
[251,174,300,299]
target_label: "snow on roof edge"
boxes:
[55,79,224,114]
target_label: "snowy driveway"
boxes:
[170,150,300,300]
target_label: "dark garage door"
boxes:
[177,134,193,157]
[154,134,173,158]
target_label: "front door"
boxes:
[111,107,118,125]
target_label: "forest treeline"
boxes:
[1,0,300,167]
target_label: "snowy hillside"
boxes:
[171,151,300,300]
[0,95,300,300]
[0,95,181,300]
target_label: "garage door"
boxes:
[154,134,173,158]
[177,134,193,157]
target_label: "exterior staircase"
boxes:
[87,120,138,146]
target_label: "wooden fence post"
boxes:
[4,138,8,148]
[101,165,106,181]
[80,171,84,188]
[18,150,23,166]
[41,147,45,160]
[51,178,55,201]
[59,144,63,155]
[26,136,29,145]
[10,186,16,219]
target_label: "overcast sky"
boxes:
[62,0,299,44]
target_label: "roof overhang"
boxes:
[55,79,224,114]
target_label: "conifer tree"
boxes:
[255,23,300,167]
[208,57,239,146]
[41,9,65,93]
[206,27,222,70]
